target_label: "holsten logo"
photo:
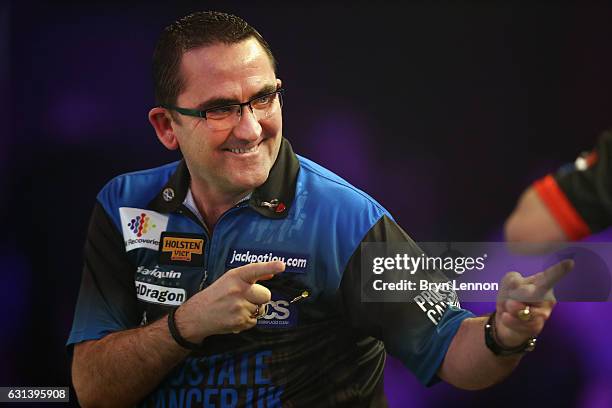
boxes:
[135,281,186,306]
[119,207,168,252]
[161,236,203,261]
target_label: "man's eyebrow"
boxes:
[196,84,278,110]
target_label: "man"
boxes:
[68,11,568,407]
[505,131,612,407]
[506,130,612,244]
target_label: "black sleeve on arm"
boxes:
[555,130,612,233]
[67,201,140,351]
[339,215,474,385]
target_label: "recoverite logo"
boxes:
[128,213,156,237]
[119,207,168,252]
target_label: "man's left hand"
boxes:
[494,259,574,348]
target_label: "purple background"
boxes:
[4,1,612,407]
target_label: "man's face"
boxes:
[172,38,282,196]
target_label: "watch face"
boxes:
[525,338,537,352]
[484,313,536,356]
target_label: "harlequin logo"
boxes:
[127,213,157,237]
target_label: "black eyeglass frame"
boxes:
[161,88,284,120]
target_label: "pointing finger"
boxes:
[501,271,524,289]
[498,271,524,302]
[527,260,574,292]
[234,261,285,284]
[508,282,542,303]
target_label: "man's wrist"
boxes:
[168,307,202,351]
[484,312,537,356]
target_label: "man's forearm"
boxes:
[72,315,189,408]
[437,316,522,390]
[505,187,567,245]
[72,262,284,407]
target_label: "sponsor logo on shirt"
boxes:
[227,248,309,274]
[146,351,283,406]
[158,232,206,267]
[257,297,297,328]
[162,236,203,261]
[119,207,168,252]
[136,265,182,280]
[135,281,186,306]
[413,288,461,325]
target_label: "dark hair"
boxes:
[152,11,277,107]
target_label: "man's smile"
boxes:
[223,140,263,156]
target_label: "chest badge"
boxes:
[158,232,206,267]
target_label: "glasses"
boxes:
[162,88,284,131]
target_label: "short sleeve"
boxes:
[339,215,475,386]
[533,130,612,239]
[66,201,140,349]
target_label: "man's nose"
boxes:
[232,104,262,141]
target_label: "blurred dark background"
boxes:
[3,1,612,407]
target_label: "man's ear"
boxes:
[276,78,282,89]
[148,107,179,150]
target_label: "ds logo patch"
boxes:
[257,297,297,328]
[158,232,206,267]
[119,207,168,252]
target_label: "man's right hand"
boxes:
[173,261,285,342]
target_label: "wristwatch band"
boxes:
[484,312,537,356]
[167,308,202,351]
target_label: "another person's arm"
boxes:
[506,130,612,245]
[505,186,568,243]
